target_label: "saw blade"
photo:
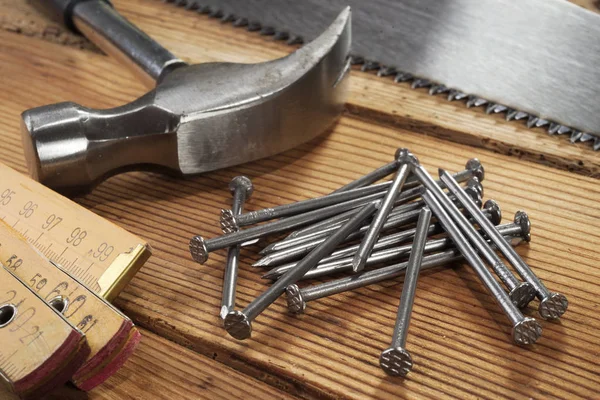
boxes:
[166,0,600,150]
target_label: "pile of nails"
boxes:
[189,148,568,377]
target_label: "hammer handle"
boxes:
[40,0,186,86]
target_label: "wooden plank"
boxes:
[0,26,599,399]
[47,329,297,400]
[1,0,599,176]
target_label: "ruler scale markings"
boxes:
[3,350,18,365]
[85,262,94,273]
[0,266,89,398]
[0,222,141,390]
[0,164,150,299]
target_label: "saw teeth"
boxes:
[570,131,583,143]
[349,55,364,65]
[361,61,380,72]
[486,104,507,114]
[526,116,539,128]
[233,17,248,27]
[273,31,290,41]
[505,109,519,121]
[286,35,304,45]
[377,66,397,77]
[394,72,413,82]
[221,13,236,22]
[169,0,600,150]
[548,122,560,135]
[429,85,448,95]
[447,90,468,101]
[198,5,211,14]
[513,111,529,120]
[209,8,223,18]
[247,21,261,31]
[260,26,275,35]
[466,96,487,108]
[411,79,431,89]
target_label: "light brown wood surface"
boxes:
[46,329,295,400]
[1,1,600,399]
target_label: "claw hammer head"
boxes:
[21,8,351,192]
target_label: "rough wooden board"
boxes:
[1,27,600,400]
[45,329,296,400]
[1,0,599,177]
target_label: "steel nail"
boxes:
[467,176,483,198]
[220,176,253,319]
[285,251,460,314]
[412,163,536,309]
[256,187,483,267]
[439,169,568,319]
[265,216,521,281]
[261,200,424,256]
[223,202,377,340]
[284,227,526,315]
[380,207,431,377]
[284,149,406,241]
[286,163,483,241]
[220,180,392,233]
[255,207,422,267]
[353,150,412,272]
[422,190,541,345]
[190,189,389,264]
[402,157,485,190]
[332,148,406,193]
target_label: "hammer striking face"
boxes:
[22,1,351,192]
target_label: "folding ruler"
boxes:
[0,163,151,398]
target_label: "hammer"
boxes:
[23,1,351,192]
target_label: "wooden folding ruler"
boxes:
[0,163,151,301]
[0,163,151,398]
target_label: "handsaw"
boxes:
[0,220,141,391]
[0,266,90,399]
[167,0,600,149]
[0,163,151,301]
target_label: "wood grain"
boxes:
[0,1,600,399]
[46,329,295,400]
[1,0,599,176]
